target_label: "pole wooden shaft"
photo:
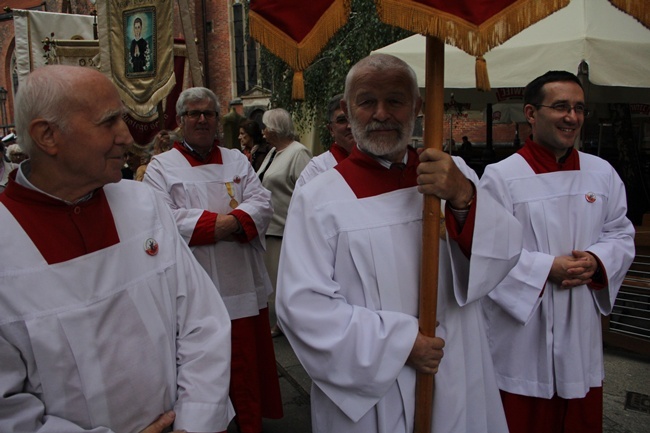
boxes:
[177,0,204,87]
[414,35,445,433]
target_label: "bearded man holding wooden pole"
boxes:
[275,53,510,433]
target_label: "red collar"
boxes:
[335,146,418,198]
[174,140,223,167]
[330,142,351,163]
[0,173,119,264]
[517,137,579,174]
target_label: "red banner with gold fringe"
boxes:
[375,0,569,90]
[249,0,351,99]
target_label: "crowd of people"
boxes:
[0,54,635,433]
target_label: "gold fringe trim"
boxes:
[292,71,305,100]
[250,0,351,71]
[376,0,569,57]
[609,0,650,29]
[122,72,176,120]
[475,56,490,92]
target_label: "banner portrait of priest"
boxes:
[124,9,155,77]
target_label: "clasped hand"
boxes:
[549,250,599,288]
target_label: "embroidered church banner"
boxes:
[97,0,175,118]
[13,10,95,86]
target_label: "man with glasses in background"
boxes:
[144,87,283,433]
[296,93,356,188]
[478,70,635,433]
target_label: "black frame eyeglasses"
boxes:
[182,110,219,120]
[535,103,591,118]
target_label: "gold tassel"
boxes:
[475,56,491,92]
[609,0,650,29]
[292,71,305,100]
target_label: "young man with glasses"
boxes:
[478,70,635,433]
[144,87,283,433]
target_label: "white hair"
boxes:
[14,65,81,155]
[262,108,295,140]
[344,53,419,109]
[176,87,220,115]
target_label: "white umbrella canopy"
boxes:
[374,0,650,102]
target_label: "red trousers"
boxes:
[501,387,603,433]
[230,307,283,433]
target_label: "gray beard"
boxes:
[352,116,415,158]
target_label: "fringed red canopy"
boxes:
[249,0,571,97]
[376,0,569,90]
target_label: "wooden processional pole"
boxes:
[176,0,204,87]
[414,35,445,433]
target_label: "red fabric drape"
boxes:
[376,0,569,90]
[249,0,350,99]
[250,0,336,42]
[412,0,520,26]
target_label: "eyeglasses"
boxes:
[535,103,590,117]
[182,110,218,120]
[330,115,349,125]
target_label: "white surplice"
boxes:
[277,158,508,433]
[479,152,635,399]
[0,181,234,432]
[145,147,273,320]
[295,150,337,189]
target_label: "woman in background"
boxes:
[239,119,271,172]
[256,108,312,336]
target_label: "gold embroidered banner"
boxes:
[97,0,175,117]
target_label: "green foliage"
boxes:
[258,0,412,150]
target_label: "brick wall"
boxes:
[199,0,235,118]
[442,117,531,147]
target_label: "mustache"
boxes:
[364,121,402,132]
